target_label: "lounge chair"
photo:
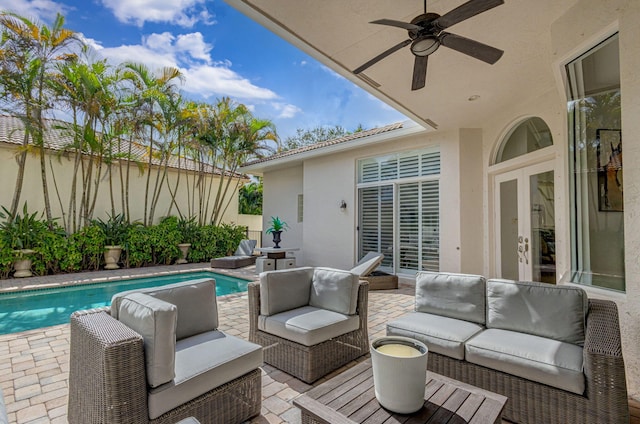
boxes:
[210,239,257,269]
[350,251,384,276]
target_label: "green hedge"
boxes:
[0,214,248,279]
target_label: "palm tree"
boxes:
[0,12,78,221]
[120,62,183,225]
[210,98,278,225]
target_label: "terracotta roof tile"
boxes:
[0,115,244,178]
[243,121,404,166]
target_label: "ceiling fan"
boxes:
[354,0,505,91]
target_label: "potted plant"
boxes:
[265,216,289,248]
[94,214,128,270]
[0,204,43,278]
[176,216,198,264]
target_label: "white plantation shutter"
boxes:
[421,151,441,175]
[360,161,379,183]
[358,185,394,269]
[421,180,440,271]
[398,183,419,272]
[357,147,440,274]
[399,154,420,178]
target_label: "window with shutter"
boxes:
[357,148,440,274]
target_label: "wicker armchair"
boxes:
[68,279,263,424]
[248,267,369,383]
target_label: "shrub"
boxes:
[124,223,152,268]
[71,224,106,271]
[152,217,182,265]
[31,223,77,276]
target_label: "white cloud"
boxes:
[0,0,69,22]
[89,31,277,101]
[271,102,302,119]
[181,65,276,100]
[100,0,213,27]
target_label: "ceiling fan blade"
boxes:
[432,0,504,30]
[440,32,503,64]
[411,55,428,91]
[353,39,412,74]
[370,19,422,31]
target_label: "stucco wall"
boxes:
[0,146,245,228]
[262,165,304,262]
[269,130,478,274]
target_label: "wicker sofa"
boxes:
[248,267,369,383]
[68,279,263,424]
[387,271,629,424]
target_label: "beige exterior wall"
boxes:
[0,146,246,228]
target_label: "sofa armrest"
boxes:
[248,282,261,345]
[583,299,629,422]
[68,309,149,424]
[356,280,369,335]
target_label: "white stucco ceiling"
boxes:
[225,0,580,131]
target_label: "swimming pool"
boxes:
[0,271,250,335]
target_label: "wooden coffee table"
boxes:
[294,358,507,424]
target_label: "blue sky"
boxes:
[0,0,407,141]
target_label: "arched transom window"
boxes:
[495,117,553,164]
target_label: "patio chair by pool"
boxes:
[210,239,257,269]
[248,267,369,383]
[68,279,263,424]
[350,251,384,276]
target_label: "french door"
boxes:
[494,162,556,283]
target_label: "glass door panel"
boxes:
[530,171,556,283]
[499,179,519,280]
[495,164,555,282]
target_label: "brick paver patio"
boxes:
[0,263,416,424]
[3,264,637,424]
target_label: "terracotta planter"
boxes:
[104,245,122,270]
[13,249,35,278]
[176,243,191,264]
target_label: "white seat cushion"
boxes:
[258,306,360,347]
[386,312,484,360]
[147,330,263,420]
[465,328,585,395]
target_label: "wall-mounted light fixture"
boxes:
[339,200,347,211]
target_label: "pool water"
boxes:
[0,271,250,335]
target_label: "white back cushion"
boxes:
[486,279,588,345]
[415,271,486,325]
[118,293,177,388]
[112,278,218,340]
[260,267,313,316]
[309,267,360,315]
